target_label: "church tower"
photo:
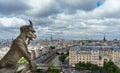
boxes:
[103,34,108,46]
[103,34,106,42]
[51,34,53,41]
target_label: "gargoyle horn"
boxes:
[29,20,33,27]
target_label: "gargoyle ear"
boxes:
[29,19,33,27]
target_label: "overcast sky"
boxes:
[0,0,120,40]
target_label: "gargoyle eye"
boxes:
[32,30,35,33]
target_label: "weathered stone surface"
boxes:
[0,68,16,73]
[0,64,33,73]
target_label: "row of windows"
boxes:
[79,58,91,60]
[70,56,99,57]
[77,56,91,57]
[92,59,99,61]
[114,55,120,57]
[114,57,120,59]
[70,61,91,63]
[70,58,75,60]
[113,54,120,55]
[70,58,91,60]
[70,55,91,57]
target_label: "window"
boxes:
[83,58,85,60]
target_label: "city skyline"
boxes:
[0,0,120,40]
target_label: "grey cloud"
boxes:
[49,17,120,39]
[35,7,60,17]
[0,0,120,40]
[104,12,120,18]
[28,0,106,18]
[33,18,53,27]
[0,27,19,39]
[0,0,30,15]
[57,0,106,14]
[0,27,19,33]
[28,0,61,18]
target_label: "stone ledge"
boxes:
[0,64,32,73]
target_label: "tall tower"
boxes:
[51,34,53,41]
[103,34,106,42]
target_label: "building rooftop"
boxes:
[70,46,120,53]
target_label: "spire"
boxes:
[103,34,106,42]
[51,34,53,41]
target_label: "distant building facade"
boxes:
[69,46,120,67]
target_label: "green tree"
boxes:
[88,40,92,43]
[50,46,55,50]
[66,49,69,55]
[116,69,120,73]
[103,61,120,73]
[75,62,100,71]
[59,54,67,63]
[90,64,99,71]
[49,68,60,73]
[75,61,120,73]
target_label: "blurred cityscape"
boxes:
[1,35,120,73]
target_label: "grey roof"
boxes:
[77,51,91,54]
[70,46,79,51]
[70,46,120,53]
[112,47,120,51]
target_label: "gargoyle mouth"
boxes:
[30,34,37,41]
[27,31,37,39]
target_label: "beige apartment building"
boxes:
[69,46,120,67]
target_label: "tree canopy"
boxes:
[75,61,120,73]
[59,54,67,63]
[50,46,55,50]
